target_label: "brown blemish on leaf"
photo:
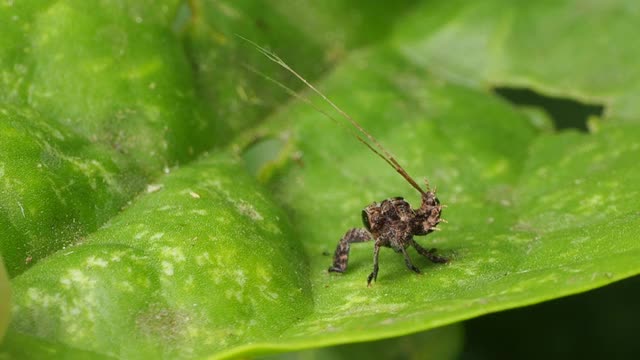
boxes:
[236,201,263,221]
[136,304,189,343]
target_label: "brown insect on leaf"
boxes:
[239,35,448,286]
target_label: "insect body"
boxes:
[240,36,449,285]
[329,190,447,286]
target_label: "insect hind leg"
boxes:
[328,228,372,273]
[412,240,449,263]
[400,247,421,274]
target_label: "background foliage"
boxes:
[1,0,639,359]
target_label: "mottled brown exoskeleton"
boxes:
[328,189,447,286]
[241,36,448,286]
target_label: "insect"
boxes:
[240,36,448,286]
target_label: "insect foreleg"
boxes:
[328,228,371,273]
[367,243,381,287]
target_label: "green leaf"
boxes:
[0,0,414,278]
[186,0,418,145]
[390,0,640,120]
[0,256,9,341]
[260,324,463,360]
[0,105,133,276]
[0,331,112,360]
[234,48,639,355]
[2,0,640,359]
[7,154,311,358]
[0,0,206,277]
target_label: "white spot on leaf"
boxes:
[135,230,149,240]
[236,201,263,221]
[161,261,174,276]
[195,252,211,266]
[234,270,246,287]
[146,184,163,193]
[17,201,25,218]
[161,247,185,262]
[86,256,108,268]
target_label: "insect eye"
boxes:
[434,197,441,205]
[361,210,372,231]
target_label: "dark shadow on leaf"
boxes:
[462,275,640,359]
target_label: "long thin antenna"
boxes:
[238,35,426,195]
[242,63,399,174]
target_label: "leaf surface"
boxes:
[2,0,640,359]
[0,256,9,341]
[391,0,640,119]
[238,48,640,354]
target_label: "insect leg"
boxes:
[367,243,381,287]
[412,240,449,264]
[400,246,421,274]
[328,228,371,273]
